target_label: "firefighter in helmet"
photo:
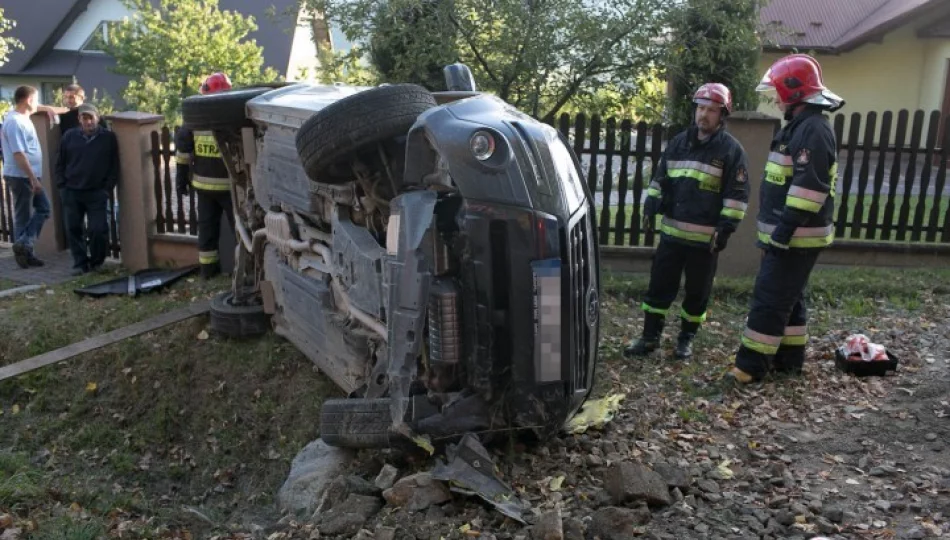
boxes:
[175,72,236,279]
[624,82,750,360]
[727,53,845,384]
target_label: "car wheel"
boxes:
[209,291,269,338]
[319,398,394,449]
[181,87,275,131]
[295,84,437,184]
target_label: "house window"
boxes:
[81,21,121,52]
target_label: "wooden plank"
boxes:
[0,301,210,382]
[644,124,664,247]
[586,115,602,196]
[613,119,633,246]
[835,113,861,238]
[628,121,648,246]
[897,110,925,241]
[866,111,893,240]
[911,110,940,241]
[151,130,165,234]
[933,117,950,242]
[558,113,571,140]
[599,118,617,245]
[851,112,876,239]
[882,110,909,240]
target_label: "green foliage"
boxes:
[106,0,281,124]
[306,0,672,121]
[664,0,765,127]
[0,7,24,67]
[48,87,118,116]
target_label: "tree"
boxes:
[304,0,672,122]
[0,7,23,68]
[106,0,280,124]
[663,0,765,128]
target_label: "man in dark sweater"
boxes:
[55,103,119,275]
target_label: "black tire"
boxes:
[181,87,275,131]
[209,291,269,338]
[320,398,394,449]
[295,84,437,183]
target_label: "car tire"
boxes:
[295,84,437,183]
[209,291,269,338]
[319,398,394,449]
[181,87,275,131]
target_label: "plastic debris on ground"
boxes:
[73,266,199,298]
[430,433,527,524]
[562,393,625,434]
[834,334,899,376]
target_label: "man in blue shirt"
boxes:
[1,86,51,268]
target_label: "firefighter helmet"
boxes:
[693,83,733,115]
[200,72,232,95]
[756,54,844,111]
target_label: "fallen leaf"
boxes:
[197,330,209,340]
[550,475,566,491]
[11,404,19,415]
[716,460,734,480]
[846,478,860,485]
[86,382,97,393]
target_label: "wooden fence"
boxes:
[151,126,198,235]
[0,172,120,258]
[554,109,950,246]
[144,109,950,248]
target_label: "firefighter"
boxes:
[624,83,750,360]
[175,72,236,279]
[727,54,845,384]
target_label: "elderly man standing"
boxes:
[55,103,119,275]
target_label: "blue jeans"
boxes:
[7,176,51,251]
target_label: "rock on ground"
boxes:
[277,439,354,519]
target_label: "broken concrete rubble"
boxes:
[382,472,453,512]
[276,439,354,519]
[604,462,673,507]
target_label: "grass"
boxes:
[0,272,339,538]
[592,266,950,424]
[0,278,19,292]
[2,263,949,537]
[593,194,950,246]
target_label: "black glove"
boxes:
[712,229,732,252]
[176,165,191,197]
[768,222,795,254]
[642,198,659,232]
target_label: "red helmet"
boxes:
[693,83,733,115]
[756,54,844,111]
[200,72,232,95]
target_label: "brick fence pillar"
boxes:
[106,112,164,271]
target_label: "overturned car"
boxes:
[180,66,601,449]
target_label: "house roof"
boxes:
[760,0,949,53]
[0,0,88,75]
[0,0,300,78]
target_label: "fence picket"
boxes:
[897,110,925,241]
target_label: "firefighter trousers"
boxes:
[734,248,821,378]
[196,189,235,269]
[641,238,719,331]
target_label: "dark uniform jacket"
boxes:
[175,126,230,192]
[758,106,838,250]
[645,125,750,248]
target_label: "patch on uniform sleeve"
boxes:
[796,148,811,165]
[736,167,748,184]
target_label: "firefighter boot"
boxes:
[675,320,701,359]
[201,262,221,280]
[624,313,665,357]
